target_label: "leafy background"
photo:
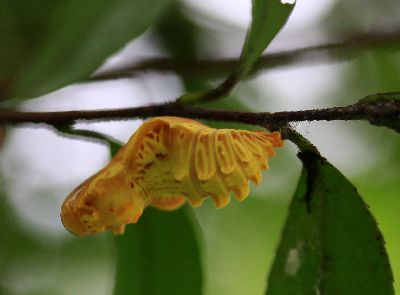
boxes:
[1,0,399,294]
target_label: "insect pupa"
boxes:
[61,116,283,236]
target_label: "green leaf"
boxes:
[239,0,295,75]
[266,151,394,294]
[0,188,45,273]
[113,207,203,295]
[10,0,173,98]
[0,0,61,99]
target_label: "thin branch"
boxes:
[55,125,122,145]
[90,29,400,81]
[177,69,243,104]
[1,93,399,130]
[54,125,123,155]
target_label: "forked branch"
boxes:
[0,93,398,132]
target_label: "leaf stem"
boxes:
[281,126,320,155]
[54,125,122,155]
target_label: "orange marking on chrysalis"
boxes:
[61,116,283,236]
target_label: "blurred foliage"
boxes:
[113,207,202,295]
[0,0,175,99]
[155,3,209,93]
[0,181,115,295]
[0,1,60,86]
[1,0,400,294]
[324,0,400,32]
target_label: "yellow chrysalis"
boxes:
[61,116,283,236]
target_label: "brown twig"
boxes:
[90,29,400,81]
[0,93,398,130]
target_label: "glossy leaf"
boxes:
[10,0,173,98]
[266,151,394,294]
[239,0,295,75]
[113,207,203,295]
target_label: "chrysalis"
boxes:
[61,116,283,236]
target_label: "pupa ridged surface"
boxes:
[61,116,284,236]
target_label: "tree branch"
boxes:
[1,93,398,131]
[90,29,400,81]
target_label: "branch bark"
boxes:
[1,93,398,130]
[90,29,400,81]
